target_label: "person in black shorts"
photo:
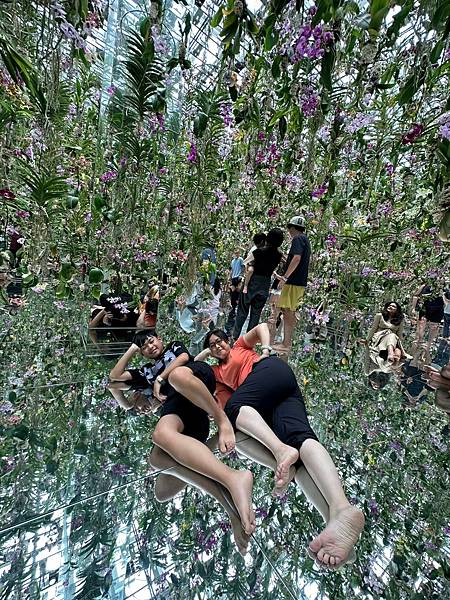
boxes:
[109,329,256,535]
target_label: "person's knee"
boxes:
[154,475,185,503]
[152,423,171,448]
[168,366,192,388]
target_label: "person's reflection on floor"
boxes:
[424,359,450,436]
[107,381,161,416]
[148,437,251,556]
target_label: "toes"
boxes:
[317,548,326,563]
[329,556,336,567]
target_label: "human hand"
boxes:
[153,380,167,402]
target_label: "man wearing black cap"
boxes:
[274,215,311,353]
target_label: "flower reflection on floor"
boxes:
[0,292,449,598]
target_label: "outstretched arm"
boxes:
[109,344,140,381]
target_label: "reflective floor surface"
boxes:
[1,303,449,600]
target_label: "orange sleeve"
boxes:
[234,336,253,350]
[214,381,233,409]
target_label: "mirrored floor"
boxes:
[1,304,449,599]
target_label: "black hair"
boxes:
[368,371,391,389]
[213,277,221,296]
[99,293,128,319]
[133,328,157,348]
[203,328,229,350]
[382,301,404,326]
[253,232,267,246]
[290,225,305,233]
[266,227,284,248]
[145,298,159,315]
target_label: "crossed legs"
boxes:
[234,406,364,568]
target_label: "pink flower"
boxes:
[401,123,424,144]
[187,143,197,163]
[0,188,16,200]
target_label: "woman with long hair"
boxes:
[366,301,409,363]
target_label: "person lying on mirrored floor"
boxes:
[195,323,365,570]
[108,329,255,535]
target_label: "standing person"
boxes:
[233,228,284,339]
[411,283,444,346]
[273,216,311,353]
[242,232,267,294]
[226,249,245,335]
[229,249,245,293]
[442,286,450,339]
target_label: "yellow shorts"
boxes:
[278,284,305,310]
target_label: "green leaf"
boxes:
[91,284,102,301]
[211,6,223,27]
[278,115,287,139]
[431,0,450,30]
[10,424,30,440]
[264,26,279,51]
[320,49,335,92]
[60,262,75,282]
[66,195,79,209]
[88,268,104,284]
[268,107,289,128]
[271,56,282,79]
[430,39,444,64]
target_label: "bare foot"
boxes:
[309,505,365,568]
[218,420,236,454]
[227,470,256,535]
[272,464,296,497]
[273,444,299,493]
[217,485,251,555]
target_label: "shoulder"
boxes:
[234,336,252,350]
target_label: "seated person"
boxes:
[89,294,138,350]
[89,294,138,330]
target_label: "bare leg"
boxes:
[387,344,396,362]
[168,366,235,454]
[274,307,296,353]
[234,434,357,566]
[152,415,255,534]
[148,445,251,554]
[427,323,439,349]
[416,317,426,343]
[300,439,365,568]
[235,406,299,494]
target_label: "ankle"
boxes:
[329,501,352,518]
